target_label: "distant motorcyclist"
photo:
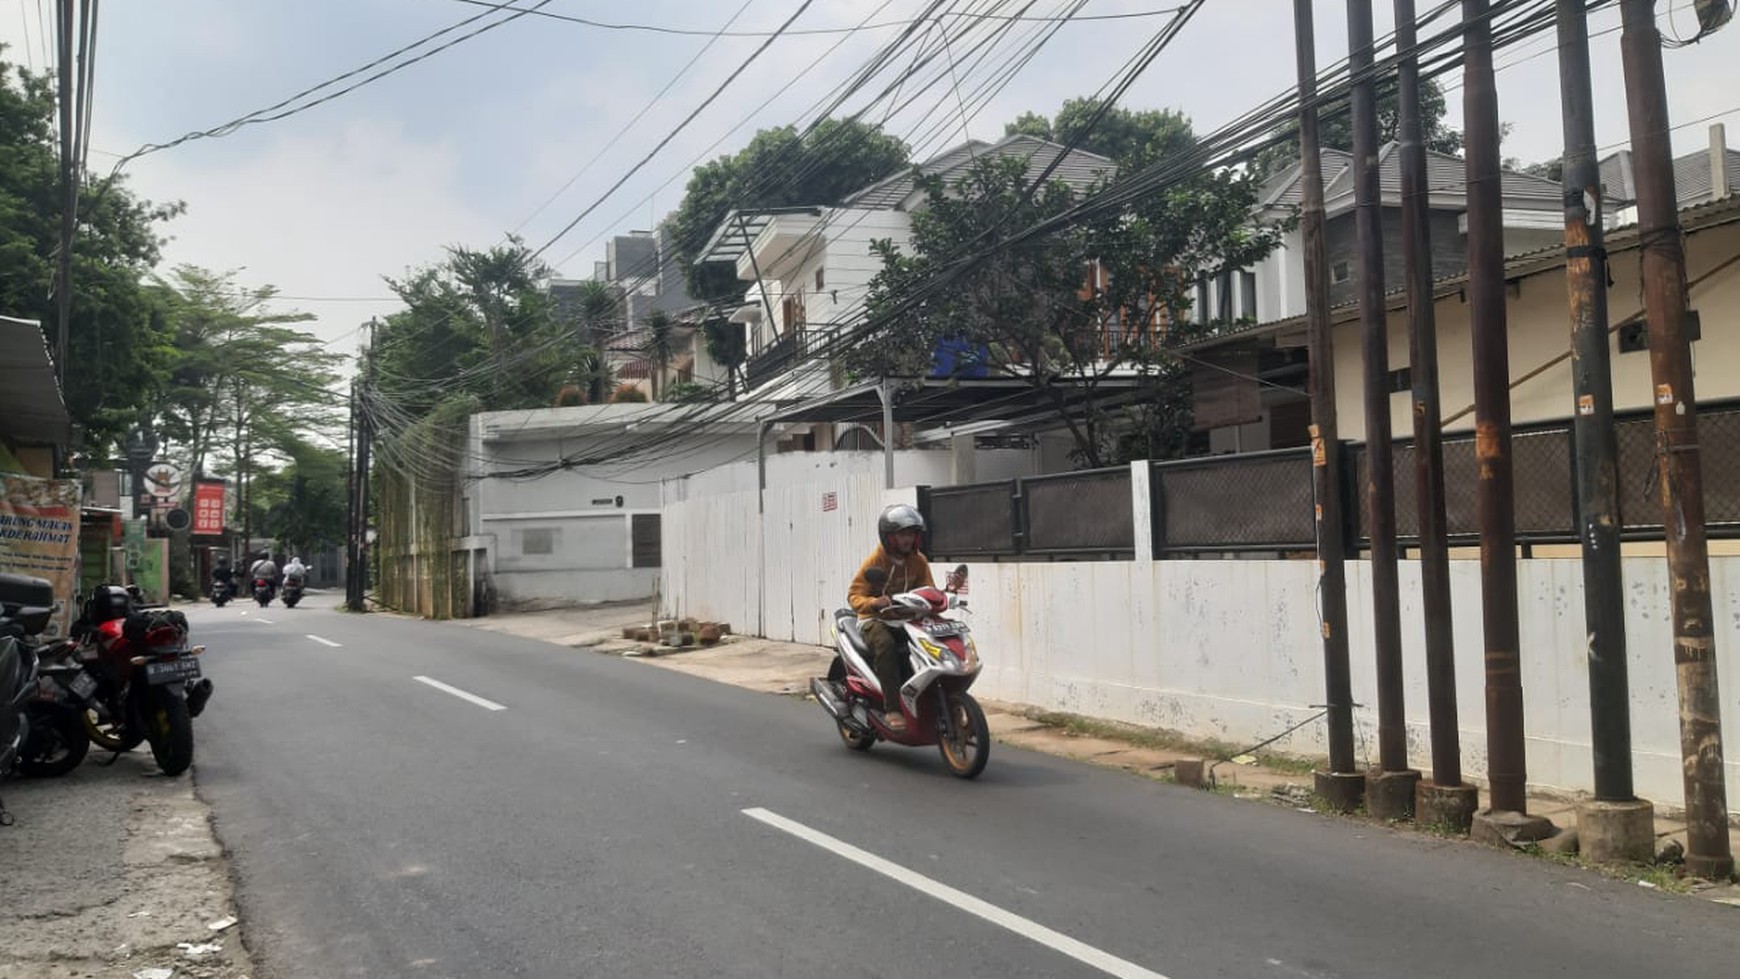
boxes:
[283,556,307,585]
[249,551,279,601]
[210,555,235,599]
[846,504,935,733]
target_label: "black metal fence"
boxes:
[921,400,1740,561]
[923,468,1135,559]
[1350,401,1740,545]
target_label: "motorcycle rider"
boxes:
[846,504,934,733]
[283,556,307,588]
[248,550,279,601]
[210,554,235,600]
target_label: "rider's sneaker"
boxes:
[881,711,906,733]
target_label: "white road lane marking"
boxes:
[254,618,275,625]
[412,675,507,711]
[306,635,342,648]
[741,807,1172,979]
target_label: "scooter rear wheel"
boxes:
[837,721,875,752]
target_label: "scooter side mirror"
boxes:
[944,564,969,593]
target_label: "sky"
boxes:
[1,0,1735,367]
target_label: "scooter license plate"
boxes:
[69,671,97,700]
[146,657,201,685]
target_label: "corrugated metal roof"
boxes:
[0,316,71,446]
[840,134,1114,210]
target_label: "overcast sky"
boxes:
[1,0,1734,362]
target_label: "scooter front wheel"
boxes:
[937,692,989,779]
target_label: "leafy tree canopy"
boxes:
[1005,97,1196,172]
[373,239,587,418]
[1252,76,1462,180]
[0,53,183,457]
[671,119,909,302]
[849,146,1282,467]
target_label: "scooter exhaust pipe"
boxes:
[185,678,214,718]
[810,677,849,721]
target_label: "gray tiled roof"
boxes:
[840,134,1114,210]
[1315,142,1562,210]
[1598,147,1740,207]
[1257,148,1354,209]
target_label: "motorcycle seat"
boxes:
[835,615,871,656]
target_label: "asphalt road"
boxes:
[186,593,1740,979]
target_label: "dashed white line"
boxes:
[253,617,275,625]
[306,635,342,648]
[412,675,507,711]
[741,807,1171,979]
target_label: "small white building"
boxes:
[463,404,761,609]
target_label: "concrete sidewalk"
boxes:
[456,599,1740,900]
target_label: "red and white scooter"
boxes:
[810,565,989,778]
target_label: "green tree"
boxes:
[375,240,583,417]
[642,310,678,401]
[851,150,1282,467]
[1252,76,1462,179]
[701,316,746,398]
[1003,97,1196,171]
[559,279,622,403]
[671,119,909,302]
[252,440,348,559]
[150,266,344,543]
[0,53,183,457]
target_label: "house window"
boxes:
[1332,261,1351,283]
[1195,277,1210,324]
[814,267,825,290]
[631,514,661,568]
[1238,270,1257,321]
[1216,269,1233,322]
[520,528,556,556]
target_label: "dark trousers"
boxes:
[863,620,905,713]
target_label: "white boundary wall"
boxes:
[661,460,1740,814]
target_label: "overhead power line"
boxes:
[104,0,554,174]
[447,0,1190,36]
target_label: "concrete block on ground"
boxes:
[1538,828,1580,855]
[1415,781,1479,834]
[1314,770,1366,813]
[1174,758,1204,788]
[699,623,722,645]
[1576,799,1655,864]
[1471,809,1556,849]
[1366,768,1422,822]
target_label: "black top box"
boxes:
[0,572,54,613]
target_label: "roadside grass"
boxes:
[1020,708,1320,776]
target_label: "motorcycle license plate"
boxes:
[146,657,202,685]
[69,671,97,700]
[923,621,962,638]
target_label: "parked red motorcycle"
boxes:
[73,586,211,777]
[810,565,989,778]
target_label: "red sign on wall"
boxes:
[193,480,226,535]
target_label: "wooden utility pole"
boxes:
[1617,0,1732,880]
[1295,0,1363,814]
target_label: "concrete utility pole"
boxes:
[1395,0,1476,832]
[1295,0,1364,814]
[1556,0,1655,864]
[1347,0,1417,822]
[1464,0,1553,846]
[1617,0,1733,881]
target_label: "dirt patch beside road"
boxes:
[0,752,253,979]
